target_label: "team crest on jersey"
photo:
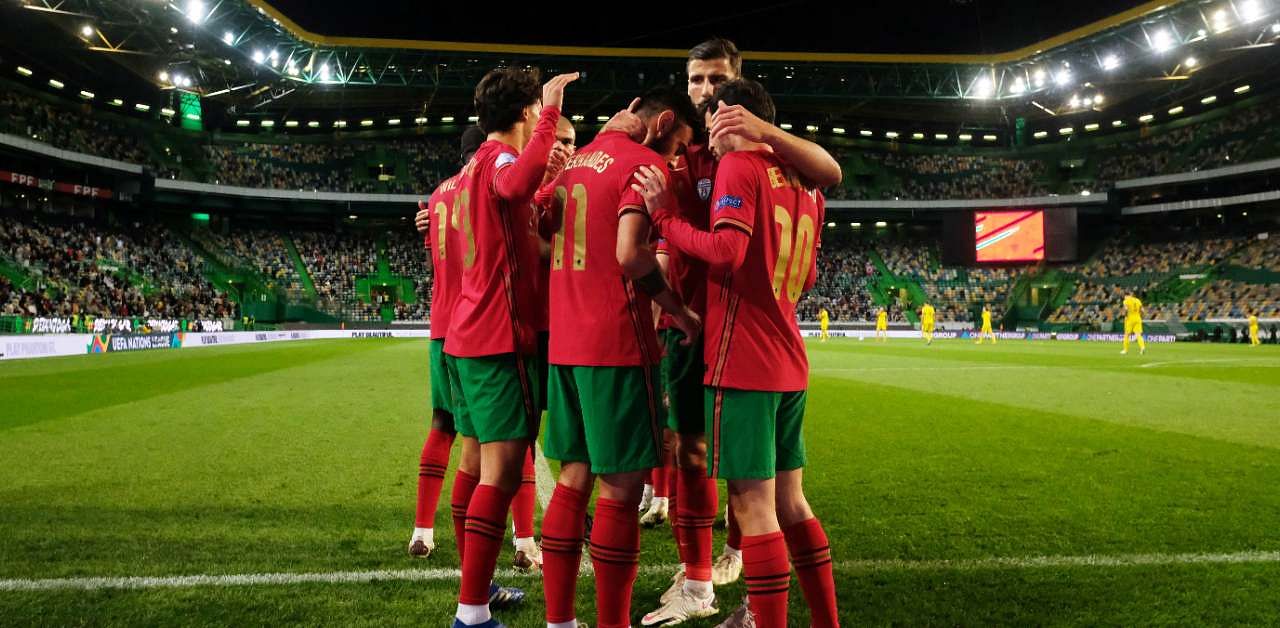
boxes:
[496,152,517,168]
[697,178,713,200]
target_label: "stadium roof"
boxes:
[2,0,1279,140]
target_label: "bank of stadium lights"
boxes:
[859,129,873,137]
[805,125,819,133]
[1139,113,1155,123]
[1151,29,1175,52]
[185,0,206,24]
[983,134,998,141]
[779,123,793,130]
[285,120,299,128]
[260,120,274,128]
[109,98,123,107]
[1240,0,1263,22]
[570,114,584,122]
[253,50,265,64]
[333,120,347,128]
[359,119,374,127]
[1212,9,1231,32]
[884,131,899,139]
[832,127,846,135]
[440,116,455,123]
[469,116,481,123]
[135,103,151,112]
[1273,22,1280,33]
[1059,127,1074,136]
[1202,95,1218,105]
[1085,123,1100,132]
[223,31,234,45]
[1034,130,1049,139]
[1054,68,1072,87]
[1032,68,1047,88]
[971,75,994,99]
[308,121,320,128]
[1009,77,1026,95]
[319,64,332,81]
[1102,54,1121,71]
[388,118,401,126]
[414,117,428,125]
[1113,120,1125,127]
[958,133,972,141]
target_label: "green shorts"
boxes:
[661,329,705,434]
[544,364,663,475]
[706,387,808,480]
[450,352,540,444]
[429,339,453,415]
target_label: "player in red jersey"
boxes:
[445,68,578,628]
[408,127,486,559]
[511,114,577,575]
[626,39,842,626]
[538,86,704,628]
[635,79,839,628]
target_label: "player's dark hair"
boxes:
[474,67,542,134]
[635,85,703,136]
[688,38,742,77]
[459,126,486,163]
[707,79,775,125]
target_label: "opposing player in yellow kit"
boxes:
[875,308,888,342]
[975,306,996,345]
[920,303,936,345]
[1121,293,1146,355]
[818,307,830,342]
[1250,314,1261,347]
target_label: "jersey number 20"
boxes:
[771,205,815,304]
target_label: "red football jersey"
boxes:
[445,133,550,357]
[703,150,824,392]
[426,174,462,339]
[547,131,667,366]
[657,143,717,328]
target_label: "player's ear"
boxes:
[655,110,676,138]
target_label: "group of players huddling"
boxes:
[409,38,842,628]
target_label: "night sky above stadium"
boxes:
[267,0,1142,54]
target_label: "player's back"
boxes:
[705,150,822,392]
[922,304,935,319]
[427,174,462,339]
[547,131,666,367]
[446,140,541,358]
[1124,296,1142,318]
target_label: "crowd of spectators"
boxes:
[386,230,431,321]
[0,215,231,319]
[797,236,883,322]
[201,137,456,194]
[199,228,302,297]
[1072,232,1242,277]
[292,231,378,319]
[0,89,161,168]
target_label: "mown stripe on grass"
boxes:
[6,550,1280,592]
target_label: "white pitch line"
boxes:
[6,550,1280,592]
[533,442,554,510]
[813,365,1049,373]
[1140,358,1280,369]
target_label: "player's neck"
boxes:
[488,129,527,153]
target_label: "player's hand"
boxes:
[671,306,702,345]
[542,72,579,112]
[602,97,647,143]
[630,164,674,218]
[414,201,431,234]
[543,141,573,184]
[709,100,776,145]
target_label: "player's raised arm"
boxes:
[709,101,842,188]
[492,73,579,204]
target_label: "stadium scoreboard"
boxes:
[942,208,1078,264]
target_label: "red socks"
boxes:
[675,467,717,581]
[512,446,537,539]
[742,532,791,627]
[651,449,674,498]
[784,518,839,628]
[449,470,479,561]
[459,484,516,605]
[726,502,742,550]
[590,497,642,628]
[540,484,590,623]
[415,429,455,528]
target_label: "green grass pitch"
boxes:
[1,337,1279,626]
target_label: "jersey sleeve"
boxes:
[709,154,758,236]
[619,159,663,218]
[491,106,562,205]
